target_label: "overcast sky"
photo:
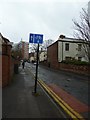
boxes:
[0,0,89,43]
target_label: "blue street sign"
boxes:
[29,33,43,44]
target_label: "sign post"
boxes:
[34,43,39,93]
[29,33,43,93]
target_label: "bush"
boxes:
[61,60,90,66]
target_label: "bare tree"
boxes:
[42,39,54,50]
[29,44,38,52]
[73,7,90,62]
[29,39,54,52]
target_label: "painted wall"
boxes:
[58,41,78,62]
[88,1,90,22]
[39,51,47,62]
[58,39,89,62]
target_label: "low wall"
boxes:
[0,56,2,87]
[40,61,90,76]
[60,63,90,76]
[2,55,9,87]
[1,55,19,87]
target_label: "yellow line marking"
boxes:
[38,80,85,120]
[30,71,85,120]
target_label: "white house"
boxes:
[29,52,35,62]
[0,33,2,53]
[58,35,89,62]
[88,1,90,22]
[39,51,47,62]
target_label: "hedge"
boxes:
[61,60,90,66]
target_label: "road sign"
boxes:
[29,33,43,44]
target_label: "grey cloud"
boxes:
[0,1,88,43]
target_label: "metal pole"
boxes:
[34,44,39,93]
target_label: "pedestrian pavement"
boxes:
[2,66,65,118]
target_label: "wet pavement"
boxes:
[2,66,66,118]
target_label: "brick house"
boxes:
[47,35,90,75]
[47,41,59,69]
[0,33,18,87]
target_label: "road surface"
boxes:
[26,62,89,106]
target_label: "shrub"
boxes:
[61,60,90,66]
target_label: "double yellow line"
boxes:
[38,79,85,120]
[30,70,85,119]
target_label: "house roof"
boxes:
[47,37,90,49]
[58,37,90,44]
[0,33,10,43]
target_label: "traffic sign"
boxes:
[29,33,43,44]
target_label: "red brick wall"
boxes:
[47,41,60,69]
[60,63,90,75]
[10,57,15,82]
[1,44,19,87]
[2,55,19,87]
[2,55,9,87]
[41,61,90,76]
[0,56,2,87]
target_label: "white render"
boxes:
[39,51,47,62]
[30,56,34,62]
[58,38,89,62]
[88,1,90,22]
[0,34,2,53]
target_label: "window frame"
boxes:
[65,43,69,51]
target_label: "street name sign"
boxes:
[29,33,43,44]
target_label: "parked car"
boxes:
[34,62,39,65]
[34,62,37,65]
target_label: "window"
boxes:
[78,44,82,51]
[78,57,82,61]
[89,44,90,48]
[65,43,69,51]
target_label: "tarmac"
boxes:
[2,65,90,119]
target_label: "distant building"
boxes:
[18,41,29,60]
[29,52,35,62]
[39,51,47,62]
[13,41,29,60]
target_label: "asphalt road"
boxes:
[26,62,89,106]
